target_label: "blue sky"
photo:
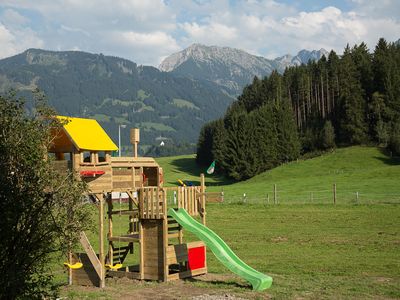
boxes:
[0,0,399,66]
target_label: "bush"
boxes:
[0,90,91,298]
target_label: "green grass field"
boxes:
[59,146,400,299]
[204,203,399,299]
[157,146,400,204]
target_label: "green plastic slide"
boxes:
[168,208,273,291]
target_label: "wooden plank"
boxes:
[111,174,131,180]
[108,234,139,242]
[194,188,198,215]
[113,181,133,189]
[126,191,139,207]
[156,188,160,219]
[139,222,144,279]
[112,169,132,176]
[187,241,205,248]
[167,267,207,281]
[110,209,138,216]
[107,199,114,266]
[166,245,188,256]
[139,189,144,219]
[144,259,164,268]
[192,187,195,215]
[163,215,168,282]
[166,253,188,265]
[177,187,181,209]
[168,232,180,239]
[98,195,105,288]
[200,173,206,225]
[79,232,102,279]
[151,188,155,219]
[145,188,149,218]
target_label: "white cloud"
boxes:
[0,1,399,65]
[1,9,29,27]
[181,21,238,45]
[106,30,180,65]
[0,24,43,59]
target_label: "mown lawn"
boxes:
[59,203,400,299]
[58,146,400,299]
[202,203,400,299]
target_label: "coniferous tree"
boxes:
[338,45,368,144]
[223,107,259,180]
[321,120,336,149]
[274,99,301,161]
[253,103,279,170]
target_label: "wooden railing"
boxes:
[139,187,166,219]
[177,186,202,216]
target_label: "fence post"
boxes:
[333,184,337,204]
[356,191,359,204]
[267,193,269,205]
[274,184,277,204]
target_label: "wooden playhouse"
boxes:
[49,116,208,287]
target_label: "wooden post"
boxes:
[356,191,359,203]
[273,184,277,204]
[107,198,113,266]
[162,193,168,282]
[200,173,206,225]
[130,128,140,158]
[333,184,337,205]
[68,250,73,285]
[267,193,269,205]
[98,194,105,288]
[139,220,144,279]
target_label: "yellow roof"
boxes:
[56,116,118,151]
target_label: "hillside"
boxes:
[159,43,328,95]
[0,49,234,148]
[156,146,400,203]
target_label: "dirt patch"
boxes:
[61,273,271,299]
[271,236,288,243]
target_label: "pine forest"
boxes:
[196,38,400,180]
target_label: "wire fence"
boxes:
[204,185,400,205]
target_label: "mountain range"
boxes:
[159,44,328,95]
[0,44,328,151]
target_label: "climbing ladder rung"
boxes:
[168,232,180,239]
[110,209,139,216]
[108,234,139,242]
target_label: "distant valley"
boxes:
[0,45,328,152]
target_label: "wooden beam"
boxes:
[98,194,105,288]
[79,231,102,279]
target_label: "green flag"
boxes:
[206,160,216,174]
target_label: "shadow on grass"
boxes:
[169,157,235,187]
[183,277,250,289]
[376,148,400,165]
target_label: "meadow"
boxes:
[158,146,400,204]
[60,146,400,299]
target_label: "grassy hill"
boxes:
[156,146,400,204]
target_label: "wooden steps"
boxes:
[108,234,139,242]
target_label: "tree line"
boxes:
[196,38,400,180]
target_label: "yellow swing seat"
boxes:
[105,263,123,270]
[63,262,83,269]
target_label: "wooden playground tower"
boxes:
[50,116,208,287]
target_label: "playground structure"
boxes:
[49,116,272,291]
